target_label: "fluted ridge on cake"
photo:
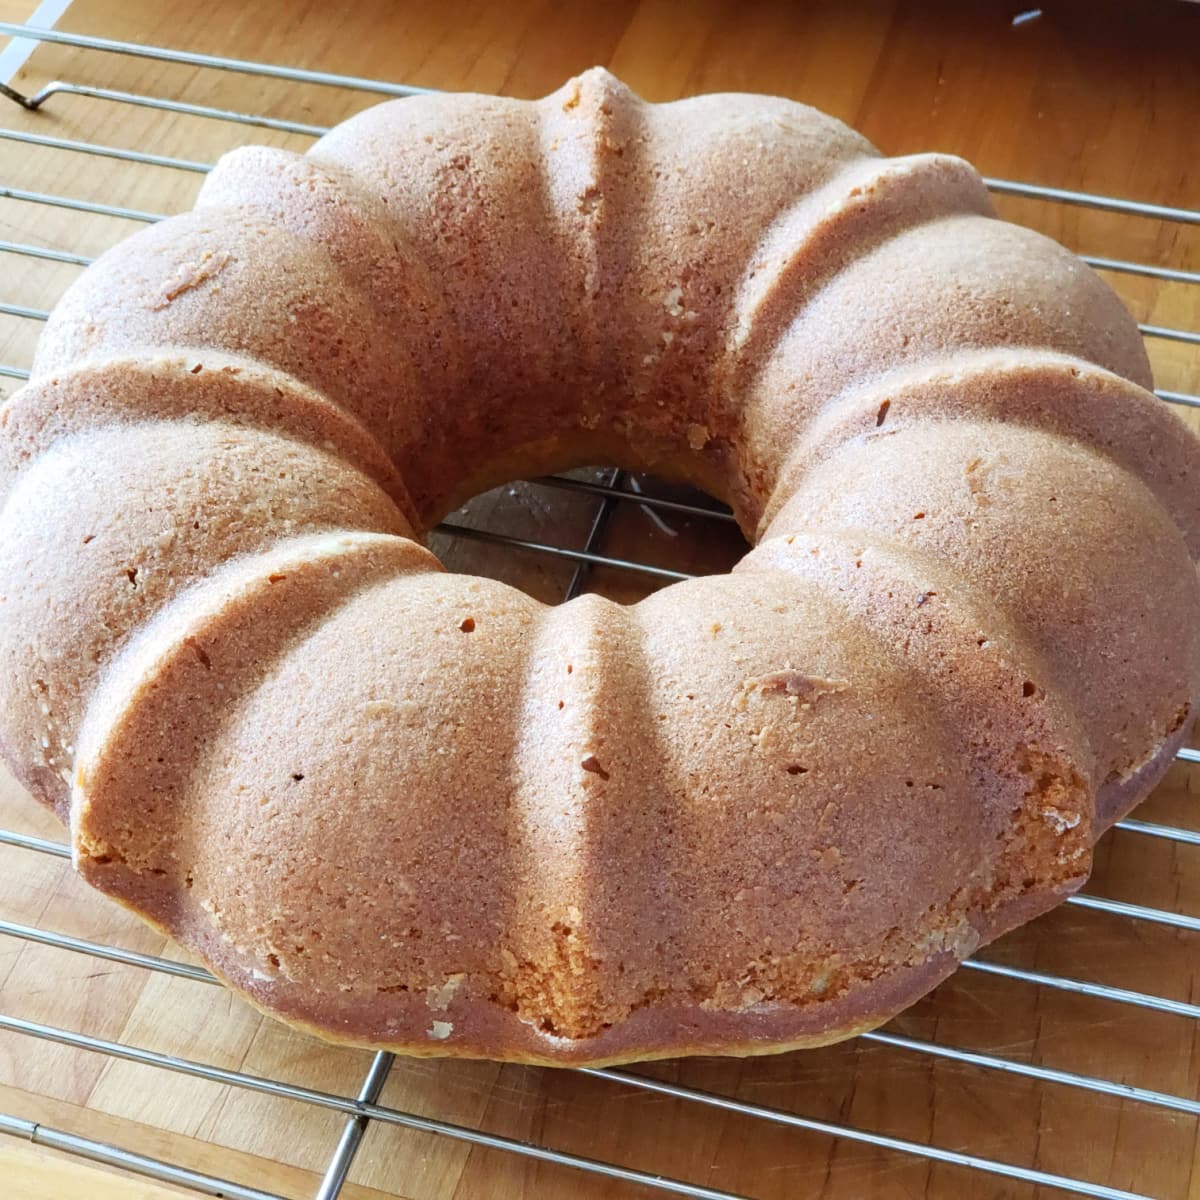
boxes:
[506,592,682,1042]
[0,362,417,817]
[736,531,1093,930]
[636,551,1089,1023]
[759,348,1200,551]
[76,544,558,1058]
[1,351,416,517]
[30,209,424,487]
[719,153,994,516]
[72,533,440,905]
[562,77,874,523]
[533,70,647,419]
[725,156,988,405]
[309,88,592,521]
[736,213,1154,509]
[762,421,1200,820]
[196,146,460,516]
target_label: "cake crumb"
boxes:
[151,250,234,310]
[1042,808,1082,834]
[581,754,610,781]
[740,671,849,708]
[427,973,465,1012]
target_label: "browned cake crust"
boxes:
[0,69,1198,1066]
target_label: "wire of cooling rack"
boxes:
[0,23,1197,1200]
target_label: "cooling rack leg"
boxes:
[314,1051,395,1200]
[563,468,624,601]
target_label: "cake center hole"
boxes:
[428,468,750,605]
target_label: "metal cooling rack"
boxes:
[0,21,1197,1200]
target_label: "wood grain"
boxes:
[0,2,1197,1198]
[3,1140,204,1200]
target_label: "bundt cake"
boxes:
[1,68,1197,1067]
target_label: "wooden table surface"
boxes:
[0,2,1198,1198]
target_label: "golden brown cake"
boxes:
[0,69,1197,1066]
